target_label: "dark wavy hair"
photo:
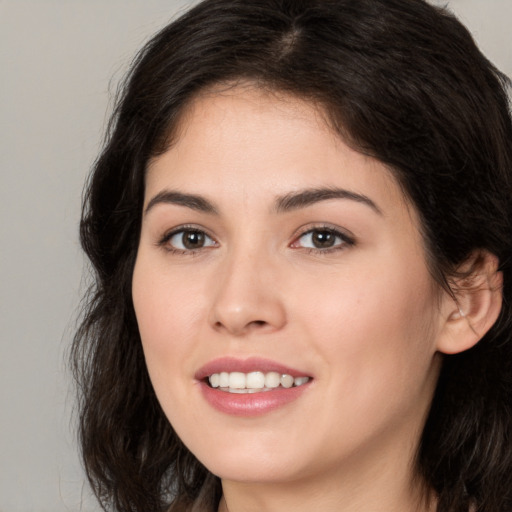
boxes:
[72,0,512,511]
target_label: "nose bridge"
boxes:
[210,237,286,335]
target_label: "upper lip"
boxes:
[195,356,311,380]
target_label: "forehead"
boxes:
[161,83,340,165]
[145,84,410,218]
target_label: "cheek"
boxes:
[288,263,440,463]
[133,248,206,338]
[131,256,205,401]
[298,252,439,398]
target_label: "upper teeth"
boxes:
[208,371,310,392]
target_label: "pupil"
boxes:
[312,230,334,248]
[183,231,204,249]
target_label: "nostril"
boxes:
[213,318,268,334]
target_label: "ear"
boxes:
[436,251,503,355]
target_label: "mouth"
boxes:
[206,371,311,394]
[196,356,313,394]
[196,357,313,416]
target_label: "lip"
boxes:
[195,357,313,417]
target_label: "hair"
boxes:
[72,0,512,511]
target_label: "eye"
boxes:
[292,227,353,251]
[163,228,217,252]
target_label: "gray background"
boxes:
[1,1,510,511]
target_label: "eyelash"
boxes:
[157,225,355,255]
[157,225,218,255]
[291,225,355,254]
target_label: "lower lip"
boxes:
[198,381,311,417]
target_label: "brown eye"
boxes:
[167,229,216,251]
[293,228,352,251]
[182,230,205,249]
[311,230,336,248]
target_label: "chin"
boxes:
[187,435,309,484]
[206,458,303,484]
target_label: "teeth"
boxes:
[265,372,281,388]
[209,373,220,387]
[281,374,294,388]
[229,372,246,389]
[208,371,310,392]
[246,371,265,388]
[219,372,229,387]
[294,377,309,386]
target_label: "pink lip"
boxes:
[195,357,313,417]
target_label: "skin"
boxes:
[132,85,461,512]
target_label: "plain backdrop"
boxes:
[0,1,510,511]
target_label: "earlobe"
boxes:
[436,251,503,355]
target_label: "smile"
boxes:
[208,371,310,393]
[196,357,313,415]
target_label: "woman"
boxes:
[73,0,512,511]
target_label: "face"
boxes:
[132,86,446,487]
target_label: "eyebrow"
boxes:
[145,190,218,215]
[144,186,381,217]
[274,187,382,215]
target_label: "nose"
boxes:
[209,249,287,336]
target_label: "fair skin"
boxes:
[132,85,501,512]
